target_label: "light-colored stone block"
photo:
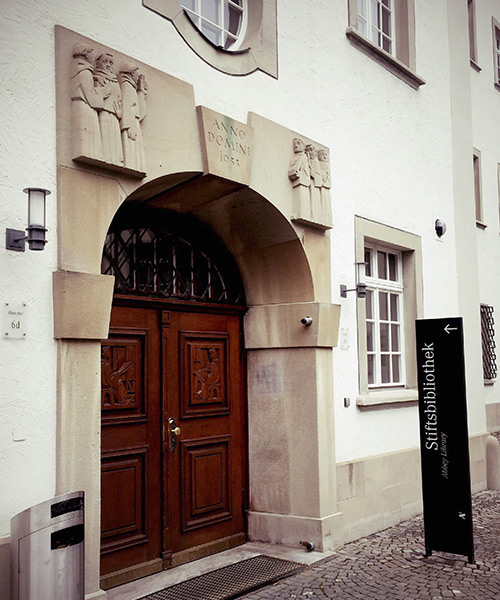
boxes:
[486,435,500,490]
[486,403,500,432]
[0,537,9,600]
[197,106,254,186]
[247,510,343,552]
[244,302,340,349]
[57,166,124,274]
[53,270,114,340]
[338,485,402,544]
[57,340,102,596]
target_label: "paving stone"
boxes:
[240,490,500,599]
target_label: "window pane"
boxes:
[368,354,375,384]
[201,0,219,22]
[392,355,401,382]
[225,3,242,36]
[200,20,221,45]
[391,324,399,351]
[366,289,374,320]
[180,0,195,9]
[381,355,391,383]
[388,254,397,280]
[358,0,368,18]
[381,5,391,37]
[377,251,387,279]
[367,321,374,352]
[365,248,372,277]
[382,35,391,53]
[380,323,389,352]
[371,0,379,25]
[390,293,399,321]
[379,292,388,320]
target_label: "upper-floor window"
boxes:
[493,18,500,87]
[143,0,277,78]
[473,149,485,228]
[180,0,247,50]
[346,0,425,89]
[357,0,394,55]
[468,0,478,66]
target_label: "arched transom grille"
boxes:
[102,221,245,305]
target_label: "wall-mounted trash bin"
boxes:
[10,491,84,600]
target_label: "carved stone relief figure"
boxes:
[118,63,148,172]
[306,144,322,222]
[318,148,332,225]
[71,43,109,160]
[94,53,123,165]
[288,137,311,221]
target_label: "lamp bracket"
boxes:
[6,229,27,252]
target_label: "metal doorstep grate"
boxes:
[139,555,305,600]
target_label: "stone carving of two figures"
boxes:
[71,43,147,173]
[288,138,332,226]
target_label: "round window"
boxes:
[180,0,247,50]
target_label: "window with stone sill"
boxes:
[142,0,277,77]
[468,0,478,66]
[355,217,422,408]
[493,18,500,88]
[346,0,425,89]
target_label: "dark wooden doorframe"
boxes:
[100,298,248,589]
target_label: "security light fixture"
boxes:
[6,188,50,252]
[340,261,367,299]
[435,219,447,238]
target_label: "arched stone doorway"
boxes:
[53,168,341,599]
[99,205,248,588]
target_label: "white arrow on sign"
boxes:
[444,324,458,334]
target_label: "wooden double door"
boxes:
[100,302,247,587]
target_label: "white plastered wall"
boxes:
[470,1,500,415]
[0,0,492,597]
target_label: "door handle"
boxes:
[167,417,181,452]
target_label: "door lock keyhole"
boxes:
[167,417,181,452]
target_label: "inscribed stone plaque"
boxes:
[197,106,253,185]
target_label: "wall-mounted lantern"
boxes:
[340,261,367,299]
[6,188,50,252]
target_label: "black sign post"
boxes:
[416,317,474,563]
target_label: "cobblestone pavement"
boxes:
[241,490,500,600]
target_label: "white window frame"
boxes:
[346,0,425,89]
[357,0,395,56]
[355,217,423,408]
[365,244,405,388]
[493,17,500,88]
[180,0,248,51]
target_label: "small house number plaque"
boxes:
[4,302,27,339]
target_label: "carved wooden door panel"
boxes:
[163,309,246,566]
[100,305,163,586]
[101,304,246,585]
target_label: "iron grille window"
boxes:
[481,304,497,381]
[101,210,245,305]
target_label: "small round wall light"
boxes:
[435,219,447,238]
